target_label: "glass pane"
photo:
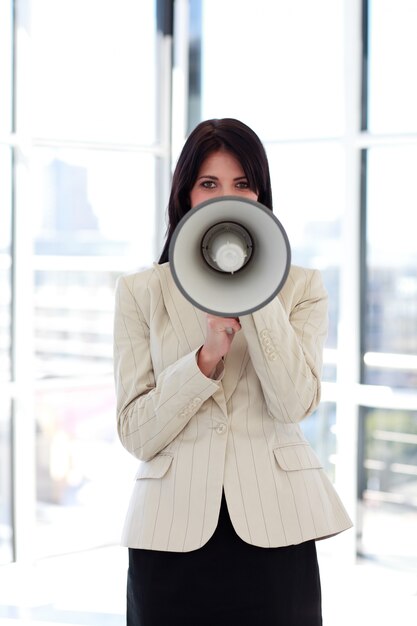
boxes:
[364,146,417,388]
[0,149,12,564]
[0,399,13,564]
[32,148,156,260]
[31,149,157,379]
[0,0,13,133]
[0,147,12,383]
[200,0,345,140]
[35,385,134,557]
[267,143,345,382]
[359,407,417,568]
[28,0,157,143]
[34,268,117,379]
[368,0,417,134]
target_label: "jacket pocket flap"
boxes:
[135,454,173,479]
[273,444,323,471]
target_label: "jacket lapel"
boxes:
[153,263,206,353]
[153,262,249,407]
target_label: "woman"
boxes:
[114,118,352,625]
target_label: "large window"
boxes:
[360,0,417,564]
[195,0,417,568]
[3,0,172,562]
[2,0,416,573]
[0,0,14,565]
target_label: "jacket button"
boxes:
[259,329,269,339]
[216,424,227,434]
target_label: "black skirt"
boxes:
[127,493,322,626]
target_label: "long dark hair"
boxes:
[158,118,273,263]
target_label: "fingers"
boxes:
[202,315,241,361]
[206,315,241,334]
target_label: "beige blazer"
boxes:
[113,262,352,552]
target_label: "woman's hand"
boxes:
[197,315,241,377]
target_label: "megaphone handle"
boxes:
[225,318,240,334]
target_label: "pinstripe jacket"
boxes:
[113,262,352,552]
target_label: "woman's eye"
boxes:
[236,181,249,189]
[201,180,216,189]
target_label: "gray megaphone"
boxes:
[169,196,291,317]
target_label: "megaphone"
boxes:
[169,196,291,317]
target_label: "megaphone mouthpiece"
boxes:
[202,222,253,273]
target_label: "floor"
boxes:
[0,537,416,625]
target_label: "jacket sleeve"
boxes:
[239,269,328,423]
[113,275,223,461]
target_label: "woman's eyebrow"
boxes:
[196,174,248,181]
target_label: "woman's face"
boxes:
[189,149,258,209]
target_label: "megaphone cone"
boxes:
[169,196,291,317]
